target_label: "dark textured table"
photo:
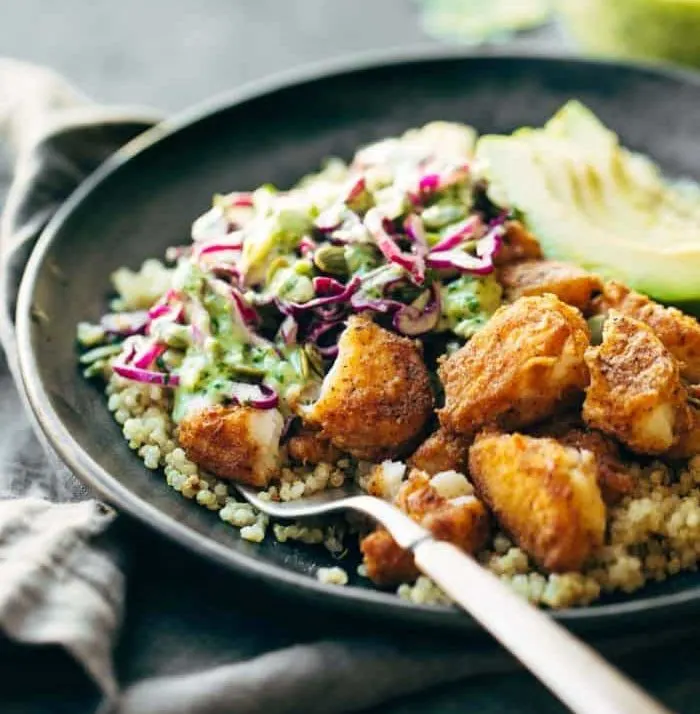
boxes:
[2,1,700,712]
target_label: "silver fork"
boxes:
[237,483,671,714]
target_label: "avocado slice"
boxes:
[476,101,700,311]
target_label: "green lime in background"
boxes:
[416,0,552,44]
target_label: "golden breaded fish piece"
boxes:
[532,415,634,505]
[583,311,692,455]
[469,431,606,572]
[304,315,433,460]
[178,405,283,487]
[558,430,634,505]
[360,470,489,585]
[595,281,700,382]
[667,404,700,459]
[493,220,543,266]
[407,428,471,476]
[363,460,407,502]
[438,294,590,436]
[286,428,342,465]
[359,530,417,586]
[499,259,602,313]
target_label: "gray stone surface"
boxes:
[2,0,431,111]
[1,0,562,111]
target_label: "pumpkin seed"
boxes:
[313,244,349,275]
[231,364,267,379]
[422,203,467,229]
[587,314,606,345]
[304,343,326,376]
[265,256,291,285]
[288,347,310,380]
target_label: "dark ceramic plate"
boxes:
[16,49,700,633]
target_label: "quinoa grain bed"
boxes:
[106,368,700,608]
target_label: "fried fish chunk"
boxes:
[407,428,471,475]
[286,428,342,465]
[438,295,590,436]
[359,530,418,586]
[555,429,634,505]
[583,311,692,455]
[360,469,489,585]
[178,405,284,487]
[499,259,602,313]
[364,460,407,502]
[595,281,700,382]
[303,315,433,460]
[493,220,543,266]
[469,431,606,572]
[531,416,634,505]
[667,404,700,459]
[532,418,634,505]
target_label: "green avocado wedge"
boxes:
[476,101,700,312]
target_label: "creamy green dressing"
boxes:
[440,274,503,338]
[171,261,316,422]
[80,120,508,416]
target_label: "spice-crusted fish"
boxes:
[304,315,433,460]
[583,311,692,455]
[178,405,284,487]
[469,431,606,572]
[499,259,602,313]
[361,469,489,585]
[595,281,700,382]
[438,294,590,435]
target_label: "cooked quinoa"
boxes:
[398,459,700,608]
[317,566,349,586]
[107,370,345,551]
[105,363,700,609]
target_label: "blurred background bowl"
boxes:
[556,0,700,69]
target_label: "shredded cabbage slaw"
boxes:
[78,122,506,416]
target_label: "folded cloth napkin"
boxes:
[0,58,159,700]
[0,58,526,714]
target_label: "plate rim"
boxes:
[15,46,700,631]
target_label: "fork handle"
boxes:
[412,540,672,714]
